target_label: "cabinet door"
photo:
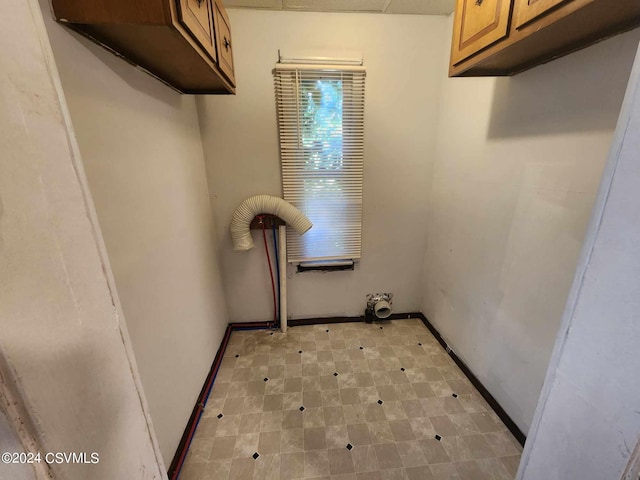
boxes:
[450,0,512,65]
[514,0,572,29]
[213,0,235,83]
[177,0,216,61]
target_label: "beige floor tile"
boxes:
[397,440,427,468]
[448,413,479,435]
[324,406,346,426]
[418,439,451,465]
[394,384,418,401]
[408,417,436,440]
[352,445,380,472]
[453,461,482,480]
[420,398,447,417]
[412,383,436,399]
[216,416,242,437]
[304,391,323,408]
[357,471,383,480]
[405,465,434,480]
[303,407,326,428]
[461,434,494,460]
[456,394,489,414]
[445,379,474,395]
[282,409,304,430]
[264,394,284,412]
[194,417,218,439]
[179,461,205,480]
[229,457,255,480]
[382,402,407,421]
[260,411,283,432]
[259,431,281,455]
[281,428,304,453]
[469,412,502,433]
[280,452,304,479]
[389,420,416,442]
[440,436,472,463]
[373,443,403,470]
[401,400,425,419]
[203,459,231,480]
[429,463,460,480]
[183,321,520,480]
[253,453,280,480]
[284,392,303,411]
[476,458,512,480]
[359,386,380,404]
[429,416,457,436]
[377,385,398,402]
[304,427,327,450]
[341,388,361,405]
[499,455,521,477]
[379,468,407,480]
[429,381,453,397]
[343,404,368,425]
[441,397,465,415]
[233,433,259,459]
[347,423,372,446]
[326,424,350,449]
[304,450,330,478]
[238,413,262,434]
[285,377,303,393]
[328,448,356,475]
[368,421,394,444]
[303,376,322,391]
[484,431,522,457]
[188,437,214,463]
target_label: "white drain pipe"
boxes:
[279,225,287,333]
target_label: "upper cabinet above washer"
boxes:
[51,0,236,94]
[451,0,512,65]
[449,0,640,77]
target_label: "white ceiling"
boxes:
[222,0,455,15]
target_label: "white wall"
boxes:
[198,9,447,322]
[520,42,640,480]
[422,22,640,434]
[0,406,36,480]
[0,1,165,478]
[40,3,230,462]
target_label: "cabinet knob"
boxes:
[196,0,203,7]
[475,0,483,5]
[224,37,230,51]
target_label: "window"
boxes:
[274,63,366,263]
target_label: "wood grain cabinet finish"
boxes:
[451,0,512,65]
[177,0,217,61]
[450,0,640,77]
[51,0,236,94]
[513,0,570,29]
[213,0,235,84]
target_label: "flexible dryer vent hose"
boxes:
[230,195,312,251]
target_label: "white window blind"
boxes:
[274,63,366,263]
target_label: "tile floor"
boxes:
[179,318,522,480]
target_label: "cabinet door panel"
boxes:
[213,0,235,83]
[451,0,512,65]
[514,0,572,28]
[177,0,216,61]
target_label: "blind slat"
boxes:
[274,66,365,263]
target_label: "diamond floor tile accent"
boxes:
[180,319,523,480]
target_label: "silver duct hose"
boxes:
[230,195,312,251]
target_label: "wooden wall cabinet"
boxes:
[450,0,640,76]
[52,0,236,94]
